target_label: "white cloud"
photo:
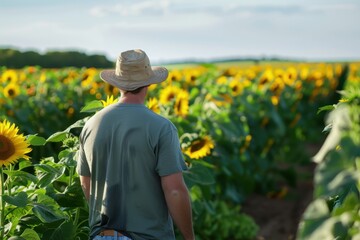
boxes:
[90,0,169,17]
[1,0,359,61]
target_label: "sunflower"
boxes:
[269,78,285,94]
[274,68,285,79]
[81,68,97,88]
[104,83,119,96]
[223,66,240,77]
[174,90,189,117]
[40,72,47,83]
[183,135,215,160]
[147,97,160,114]
[259,69,274,86]
[286,67,298,81]
[216,76,228,85]
[300,67,309,80]
[101,95,118,107]
[271,95,279,106]
[184,69,201,85]
[0,120,31,167]
[3,83,20,99]
[206,93,233,107]
[229,79,243,96]
[167,69,183,82]
[159,85,181,104]
[89,82,100,95]
[148,84,157,91]
[1,70,18,84]
[245,69,257,80]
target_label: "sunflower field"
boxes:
[0,61,359,239]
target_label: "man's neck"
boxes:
[119,96,144,104]
[118,90,147,104]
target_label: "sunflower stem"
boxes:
[0,167,5,240]
[7,165,13,197]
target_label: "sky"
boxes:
[1,0,360,64]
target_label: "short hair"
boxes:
[123,86,147,94]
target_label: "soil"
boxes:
[242,145,319,240]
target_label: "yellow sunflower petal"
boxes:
[0,120,31,167]
[184,135,215,160]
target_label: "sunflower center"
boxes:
[176,99,182,112]
[190,140,205,152]
[8,89,15,97]
[167,93,175,101]
[82,74,89,81]
[0,135,15,160]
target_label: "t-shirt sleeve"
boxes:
[76,140,91,177]
[156,125,188,176]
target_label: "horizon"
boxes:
[2,46,360,66]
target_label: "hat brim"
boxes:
[100,66,168,91]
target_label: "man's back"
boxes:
[77,103,187,239]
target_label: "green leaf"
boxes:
[270,109,285,136]
[34,164,65,188]
[317,105,336,114]
[64,117,89,132]
[46,131,67,143]
[80,100,103,113]
[26,135,46,146]
[302,199,330,220]
[46,117,88,143]
[3,192,28,207]
[297,199,332,240]
[21,228,41,240]
[54,183,85,207]
[18,160,32,170]
[58,150,77,167]
[35,163,65,175]
[3,170,38,183]
[8,237,26,240]
[184,162,215,186]
[50,220,76,240]
[333,191,360,216]
[58,149,71,160]
[32,203,68,223]
[315,149,359,198]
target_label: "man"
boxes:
[76,49,195,240]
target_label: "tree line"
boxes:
[0,48,114,68]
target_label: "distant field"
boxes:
[164,59,360,70]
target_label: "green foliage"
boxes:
[0,131,89,239]
[297,88,360,240]
[0,62,351,238]
[190,200,259,240]
[0,48,113,68]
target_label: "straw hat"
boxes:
[100,49,168,91]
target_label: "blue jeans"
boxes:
[93,237,131,240]
[93,231,132,240]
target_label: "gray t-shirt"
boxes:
[76,103,187,240]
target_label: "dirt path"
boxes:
[242,145,318,240]
[242,164,315,240]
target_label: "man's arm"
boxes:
[161,172,195,240]
[80,175,91,201]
